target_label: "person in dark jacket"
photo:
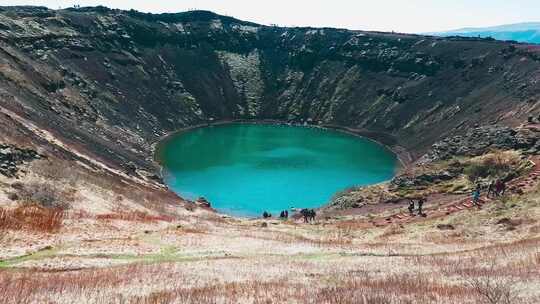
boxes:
[495,180,503,197]
[408,199,415,216]
[417,198,426,216]
[487,180,495,198]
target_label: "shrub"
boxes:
[0,205,64,232]
[465,261,521,304]
[467,275,518,304]
[16,182,71,210]
[464,151,522,181]
[29,160,79,184]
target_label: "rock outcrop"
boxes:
[419,125,540,163]
[0,144,41,177]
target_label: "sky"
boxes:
[2,0,540,33]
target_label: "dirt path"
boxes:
[367,157,540,228]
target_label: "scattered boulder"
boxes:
[123,161,137,175]
[496,218,522,231]
[436,224,455,230]
[195,197,211,208]
[0,144,41,177]
[391,170,460,189]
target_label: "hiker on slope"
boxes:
[487,180,495,198]
[417,197,426,216]
[472,184,481,208]
[494,179,503,197]
[408,199,415,216]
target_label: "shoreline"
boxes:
[152,119,413,217]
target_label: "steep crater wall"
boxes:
[0,6,539,183]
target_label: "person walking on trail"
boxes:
[487,180,495,198]
[495,179,503,197]
[500,180,506,196]
[300,209,310,223]
[417,198,425,216]
[308,209,316,222]
[408,199,415,216]
[472,184,481,207]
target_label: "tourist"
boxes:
[300,209,316,223]
[487,180,495,198]
[417,198,425,216]
[472,184,481,207]
[500,180,506,196]
[408,199,415,216]
[495,179,503,197]
[300,209,310,223]
[284,210,289,219]
[309,209,316,222]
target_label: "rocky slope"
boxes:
[1,6,540,182]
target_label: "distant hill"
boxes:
[431,22,540,44]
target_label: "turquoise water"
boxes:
[158,123,398,217]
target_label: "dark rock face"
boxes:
[419,126,540,163]
[0,144,41,177]
[195,197,211,208]
[391,169,460,189]
[0,6,539,177]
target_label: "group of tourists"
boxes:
[261,178,509,222]
[262,210,290,219]
[300,208,316,223]
[261,178,509,223]
[472,179,507,207]
[486,179,506,198]
[262,208,316,223]
[408,197,426,217]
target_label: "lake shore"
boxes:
[153,119,410,217]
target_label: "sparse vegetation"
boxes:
[0,204,64,232]
[0,237,538,304]
[467,273,518,304]
[96,211,175,222]
[464,151,525,182]
[15,181,73,209]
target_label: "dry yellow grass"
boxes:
[1,137,539,303]
[0,204,64,232]
[0,236,538,304]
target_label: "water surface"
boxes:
[158,123,397,216]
